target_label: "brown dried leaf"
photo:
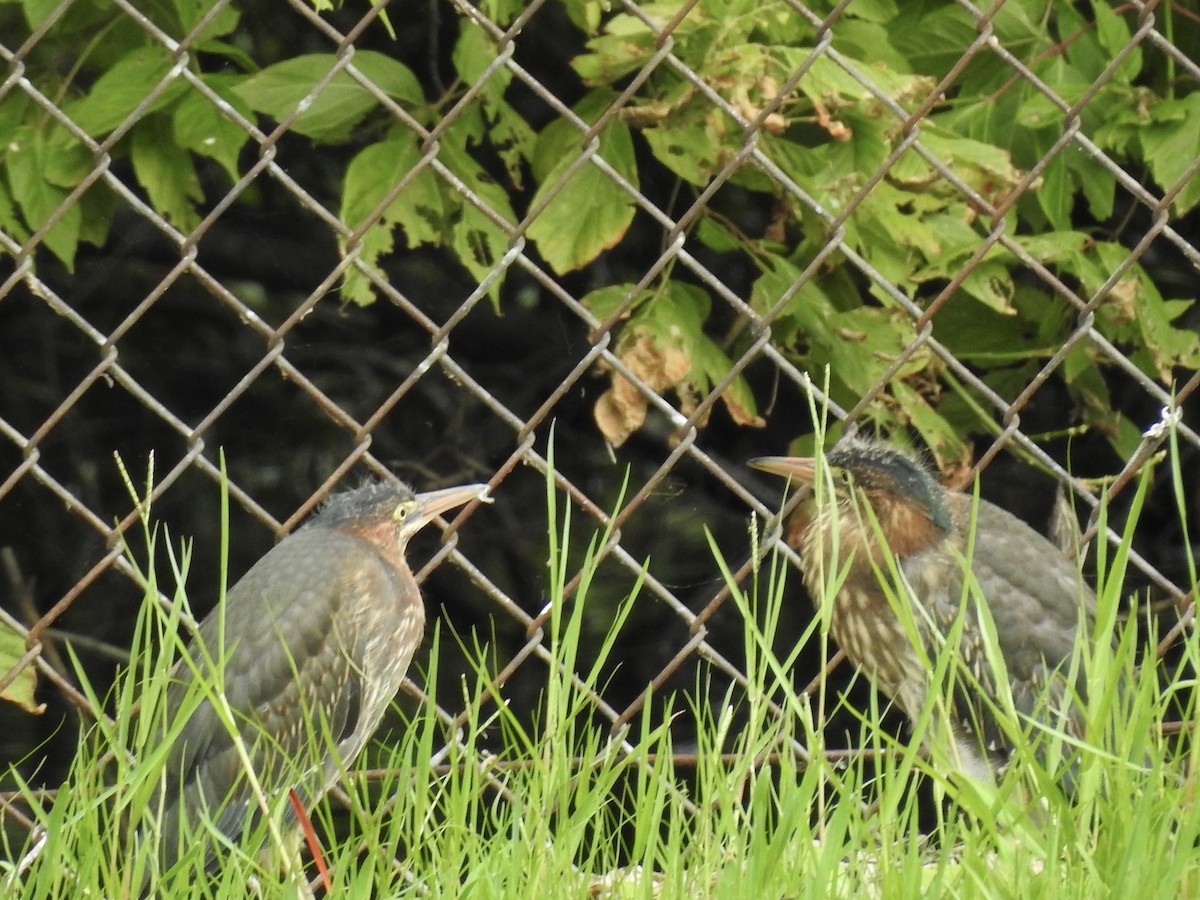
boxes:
[594,329,693,446]
[721,391,765,429]
[1106,277,1138,323]
[594,381,646,447]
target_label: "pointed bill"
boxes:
[749,456,817,485]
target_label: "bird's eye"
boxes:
[393,500,417,523]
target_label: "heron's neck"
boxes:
[806,493,945,564]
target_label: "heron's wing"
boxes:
[969,500,1094,721]
[971,502,1093,663]
[158,529,376,867]
[901,546,1008,766]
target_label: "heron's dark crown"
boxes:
[828,439,953,533]
[307,481,416,529]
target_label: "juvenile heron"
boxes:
[752,438,1097,782]
[156,479,489,878]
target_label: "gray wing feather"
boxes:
[159,529,378,867]
[902,498,1095,766]
[970,501,1094,711]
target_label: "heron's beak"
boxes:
[749,456,817,485]
[409,483,492,531]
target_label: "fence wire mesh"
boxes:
[1,0,1198,863]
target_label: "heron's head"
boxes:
[311,480,491,544]
[752,438,953,553]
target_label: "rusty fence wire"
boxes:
[1,0,1199,848]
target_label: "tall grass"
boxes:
[1,445,1196,897]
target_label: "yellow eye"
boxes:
[393,499,417,522]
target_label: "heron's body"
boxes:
[754,440,1095,779]
[156,481,487,874]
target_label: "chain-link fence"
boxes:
[1,0,1198,861]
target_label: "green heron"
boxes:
[155,479,489,878]
[751,439,1096,782]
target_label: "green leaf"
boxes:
[1132,293,1200,381]
[890,5,978,78]
[340,222,395,308]
[1015,87,1067,132]
[844,0,899,24]
[41,130,93,189]
[354,51,425,106]
[0,91,31,141]
[572,16,658,83]
[750,256,837,348]
[1068,150,1115,221]
[453,19,502,84]
[641,118,725,187]
[561,0,605,32]
[452,22,535,187]
[814,306,923,396]
[1090,0,1140,81]
[919,126,1025,192]
[891,380,966,467]
[0,622,42,714]
[762,251,927,403]
[939,361,1038,439]
[64,45,185,136]
[131,115,202,230]
[342,135,443,240]
[527,93,638,274]
[439,133,518,306]
[991,1,1047,44]
[959,259,1015,314]
[1107,414,1148,460]
[844,206,912,286]
[171,0,240,42]
[581,283,651,322]
[1074,242,1200,381]
[0,178,26,244]
[932,292,1046,364]
[644,281,709,336]
[1140,94,1200,215]
[688,329,764,428]
[827,20,909,73]
[1062,342,1120,438]
[694,216,743,254]
[772,46,935,110]
[858,182,942,262]
[817,113,892,181]
[172,82,249,183]
[76,181,115,248]
[1057,4,1106,80]
[194,38,257,73]
[6,126,82,268]
[1035,154,1072,232]
[1015,230,1090,263]
[338,134,444,306]
[477,0,526,25]
[232,52,423,143]
[17,0,111,32]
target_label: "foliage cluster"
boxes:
[1,0,1198,466]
